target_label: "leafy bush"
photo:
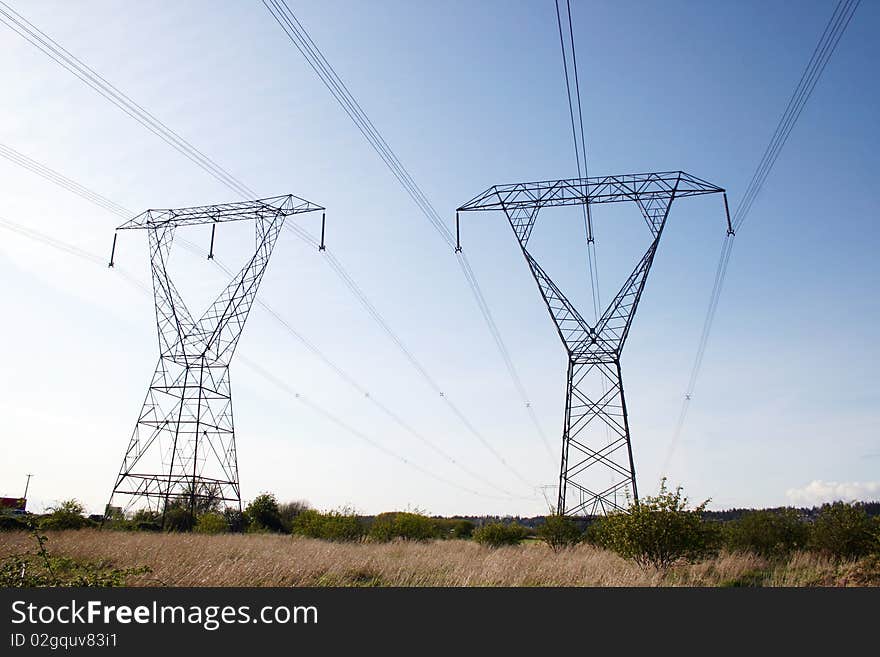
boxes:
[587,481,720,572]
[173,482,224,516]
[162,506,195,532]
[473,522,528,548]
[245,493,283,532]
[451,519,475,539]
[292,509,365,542]
[723,509,809,558]
[0,515,29,531]
[537,514,583,552]
[428,517,475,539]
[135,521,162,532]
[809,502,879,558]
[369,512,439,542]
[39,499,94,530]
[223,507,247,533]
[194,512,229,534]
[278,500,311,533]
[132,509,160,524]
[110,509,159,532]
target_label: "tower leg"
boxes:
[108,356,239,519]
[557,357,637,516]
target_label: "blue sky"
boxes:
[0,0,877,515]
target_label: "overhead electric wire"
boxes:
[0,2,538,493]
[0,141,523,500]
[555,0,619,502]
[262,0,554,465]
[554,0,601,320]
[0,214,522,502]
[660,0,861,479]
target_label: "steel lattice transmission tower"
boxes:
[106,195,324,519]
[457,171,730,516]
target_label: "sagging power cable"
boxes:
[0,1,537,493]
[0,214,523,502]
[660,0,861,480]
[0,141,524,500]
[262,0,554,465]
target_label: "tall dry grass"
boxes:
[0,530,875,587]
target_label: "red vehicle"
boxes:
[0,497,26,514]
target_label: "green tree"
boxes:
[451,519,475,539]
[473,522,528,548]
[162,504,195,532]
[278,500,310,533]
[537,514,583,553]
[809,502,878,558]
[369,512,439,542]
[292,508,364,542]
[175,481,223,516]
[123,509,159,532]
[723,509,809,558]
[245,493,283,532]
[194,512,229,534]
[587,480,720,572]
[223,507,247,533]
[39,499,92,530]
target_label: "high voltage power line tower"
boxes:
[106,196,324,519]
[457,172,730,515]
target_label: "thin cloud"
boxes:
[786,480,880,506]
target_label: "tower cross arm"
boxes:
[116,194,324,230]
[456,171,724,213]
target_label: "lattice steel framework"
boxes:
[106,195,324,520]
[457,171,730,516]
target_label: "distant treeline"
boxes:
[447,501,880,528]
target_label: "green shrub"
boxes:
[292,509,365,542]
[38,499,93,530]
[723,509,809,558]
[451,519,475,539]
[132,509,160,524]
[587,481,720,572]
[223,508,247,533]
[112,509,158,532]
[194,512,229,534]
[809,502,878,558]
[537,514,583,552]
[428,517,475,539]
[173,482,223,516]
[135,521,162,532]
[101,518,135,531]
[369,512,439,542]
[278,500,310,533]
[245,493,283,532]
[162,506,195,532]
[473,521,528,548]
[0,515,28,531]
[38,515,94,530]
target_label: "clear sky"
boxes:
[0,0,877,516]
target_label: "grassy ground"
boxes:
[1,530,878,587]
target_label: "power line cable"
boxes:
[0,1,538,492]
[262,0,554,465]
[0,141,523,499]
[555,0,619,503]
[0,214,521,502]
[660,0,860,479]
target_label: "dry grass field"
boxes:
[2,529,878,587]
